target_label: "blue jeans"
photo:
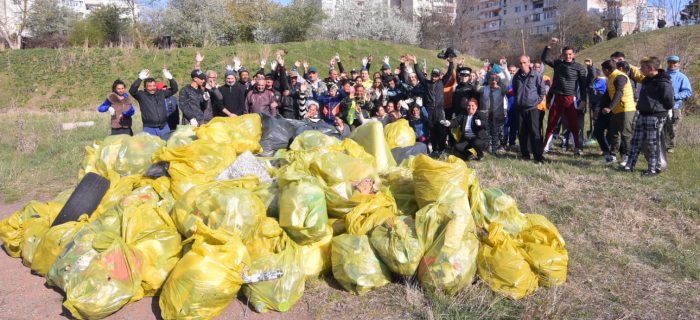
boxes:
[143,123,171,140]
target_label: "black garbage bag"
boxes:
[391,144,428,164]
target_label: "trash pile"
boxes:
[0,114,569,319]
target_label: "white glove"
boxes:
[383,56,390,65]
[335,53,340,62]
[415,97,423,107]
[226,65,233,72]
[271,61,278,71]
[162,68,173,80]
[233,57,241,71]
[138,69,149,80]
[361,57,368,68]
[108,107,115,116]
[190,118,199,127]
[407,66,414,74]
[399,100,409,110]
[260,59,267,69]
[202,91,210,101]
[382,88,389,96]
[440,120,450,127]
[475,119,481,126]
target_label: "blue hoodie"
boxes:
[666,68,693,109]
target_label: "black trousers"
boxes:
[519,108,543,161]
[111,127,133,136]
[427,106,447,152]
[455,136,486,159]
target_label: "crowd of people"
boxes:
[98,38,693,176]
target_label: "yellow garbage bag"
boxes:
[328,218,346,236]
[88,135,129,176]
[384,119,416,149]
[417,214,479,295]
[477,222,538,300]
[20,201,64,267]
[47,209,122,292]
[331,234,391,295]
[166,125,197,148]
[31,216,89,276]
[517,214,568,287]
[415,183,475,249]
[121,187,182,296]
[92,174,142,219]
[482,188,527,236]
[287,130,341,164]
[344,190,397,235]
[381,165,418,216]
[349,121,396,171]
[0,200,60,258]
[79,140,101,178]
[63,236,145,320]
[369,215,423,276]
[159,226,249,320]
[244,218,306,313]
[300,224,333,277]
[153,139,237,200]
[171,180,267,241]
[412,154,479,208]
[195,115,263,154]
[277,171,329,245]
[114,133,166,176]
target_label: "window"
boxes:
[515,6,520,12]
[524,5,528,10]
[544,11,554,19]
[533,1,544,9]
[532,13,541,21]
[503,9,507,14]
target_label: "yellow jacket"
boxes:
[607,69,636,113]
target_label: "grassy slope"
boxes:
[576,25,700,108]
[0,40,479,110]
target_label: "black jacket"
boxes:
[541,47,587,101]
[452,82,478,114]
[218,82,247,116]
[637,70,674,117]
[448,112,488,141]
[414,62,454,108]
[129,78,178,128]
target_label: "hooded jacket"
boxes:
[218,81,247,116]
[667,68,693,109]
[637,69,674,117]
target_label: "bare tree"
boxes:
[0,0,30,49]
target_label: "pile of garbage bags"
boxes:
[0,114,568,319]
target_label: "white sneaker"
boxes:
[601,154,617,165]
[620,155,629,167]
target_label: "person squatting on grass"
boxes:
[98,79,135,136]
[623,56,675,177]
[129,68,178,140]
[440,97,488,161]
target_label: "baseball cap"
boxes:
[431,68,441,75]
[191,69,206,80]
[350,69,358,74]
[225,69,238,78]
[155,82,167,90]
[289,70,300,78]
[667,55,680,62]
[308,67,318,73]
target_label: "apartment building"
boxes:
[317,0,456,20]
[456,0,642,46]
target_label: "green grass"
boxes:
[0,40,480,111]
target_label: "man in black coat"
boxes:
[129,68,178,139]
[623,56,675,176]
[440,97,488,160]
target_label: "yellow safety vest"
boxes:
[606,69,636,114]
